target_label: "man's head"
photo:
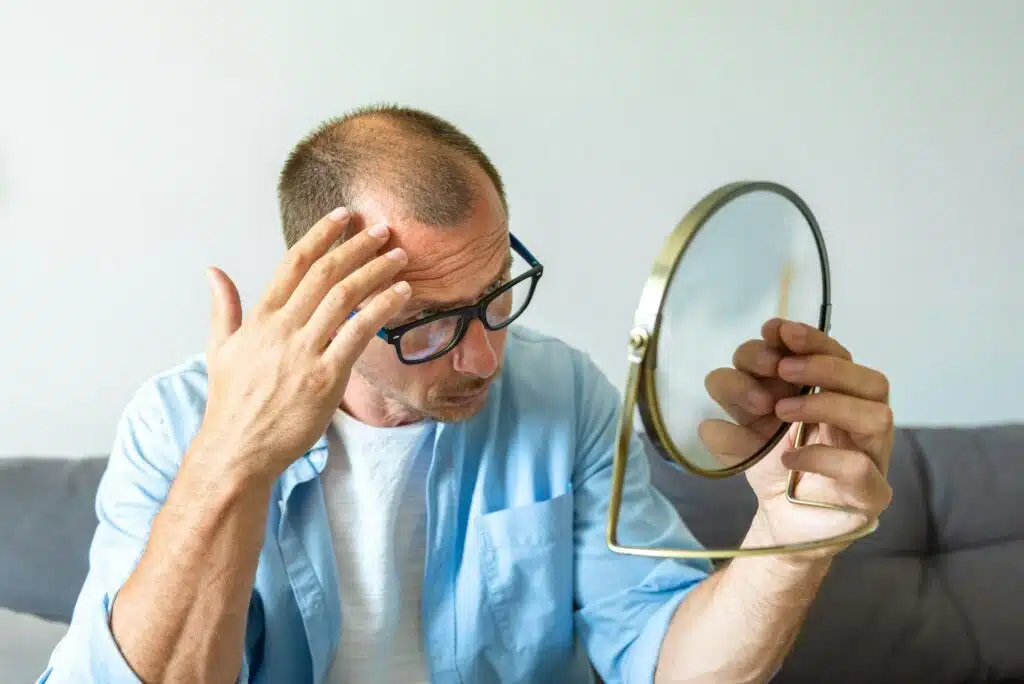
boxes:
[277,104,512,425]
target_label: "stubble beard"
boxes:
[352,357,501,425]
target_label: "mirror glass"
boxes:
[648,189,826,473]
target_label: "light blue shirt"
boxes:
[38,326,712,683]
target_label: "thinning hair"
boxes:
[277,103,507,247]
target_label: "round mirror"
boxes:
[606,181,879,559]
[641,183,827,474]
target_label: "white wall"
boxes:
[1,1,1021,456]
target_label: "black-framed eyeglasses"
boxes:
[370,233,543,365]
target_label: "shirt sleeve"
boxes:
[35,376,254,683]
[570,351,714,684]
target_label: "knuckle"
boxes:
[284,250,312,276]
[876,372,891,400]
[849,454,875,485]
[880,482,894,509]
[305,360,336,393]
[816,353,839,377]
[308,258,338,287]
[878,404,895,432]
[330,280,353,307]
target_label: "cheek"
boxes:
[370,341,449,389]
[357,338,407,380]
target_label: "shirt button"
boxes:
[311,597,323,614]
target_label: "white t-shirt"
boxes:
[321,409,432,684]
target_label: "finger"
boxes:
[706,363,801,422]
[206,266,242,349]
[765,318,852,360]
[781,445,892,513]
[698,420,762,468]
[778,354,890,403]
[323,281,413,366]
[760,317,786,350]
[283,224,395,324]
[257,207,353,312]
[306,247,410,346]
[732,339,783,378]
[775,392,894,463]
[697,418,771,468]
[705,367,774,421]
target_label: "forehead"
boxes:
[395,221,509,309]
[354,182,509,308]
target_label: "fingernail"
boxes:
[759,349,779,368]
[776,397,801,416]
[393,281,411,296]
[329,207,349,221]
[368,223,389,238]
[387,247,406,261]
[786,322,807,341]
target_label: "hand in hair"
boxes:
[108,207,409,684]
[200,206,410,481]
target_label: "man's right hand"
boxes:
[198,207,410,481]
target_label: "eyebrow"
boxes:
[406,253,514,312]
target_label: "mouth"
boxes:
[443,385,489,404]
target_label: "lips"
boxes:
[445,386,488,402]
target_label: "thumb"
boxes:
[206,266,242,348]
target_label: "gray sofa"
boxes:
[2,424,1022,682]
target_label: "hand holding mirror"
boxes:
[607,181,881,560]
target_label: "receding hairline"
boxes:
[276,104,508,247]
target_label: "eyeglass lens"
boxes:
[398,275,534,362]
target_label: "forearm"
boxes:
[110,435,273,684]
[654,514,831,683]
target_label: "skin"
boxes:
[341,167,512,427]
[107,161,893,683]
[109,207,416,683]
[655,319,893,683]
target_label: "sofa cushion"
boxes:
[645,423,1024,684]
[0,456,107,623]
[0,607,70,682]
[917,425,1024,681]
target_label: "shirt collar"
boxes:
[278,433,329,503]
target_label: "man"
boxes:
[39,104,893,683]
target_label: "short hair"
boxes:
[277,103,507,247]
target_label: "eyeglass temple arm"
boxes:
[343,309,390,341]
[510,233,540,267]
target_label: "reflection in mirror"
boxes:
[651,190,824,473]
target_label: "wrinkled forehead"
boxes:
[393,223,511,311]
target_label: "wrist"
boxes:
[182,429,279,498]
[745,507,835,580]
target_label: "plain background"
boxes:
[1,1,1021,457]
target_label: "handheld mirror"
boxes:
[607,181,880,559]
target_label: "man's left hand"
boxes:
[704,318,894,561]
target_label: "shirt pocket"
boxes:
[475,491,575,656]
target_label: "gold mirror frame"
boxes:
[606,181,880,560]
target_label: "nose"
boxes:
[451,319,498,378]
